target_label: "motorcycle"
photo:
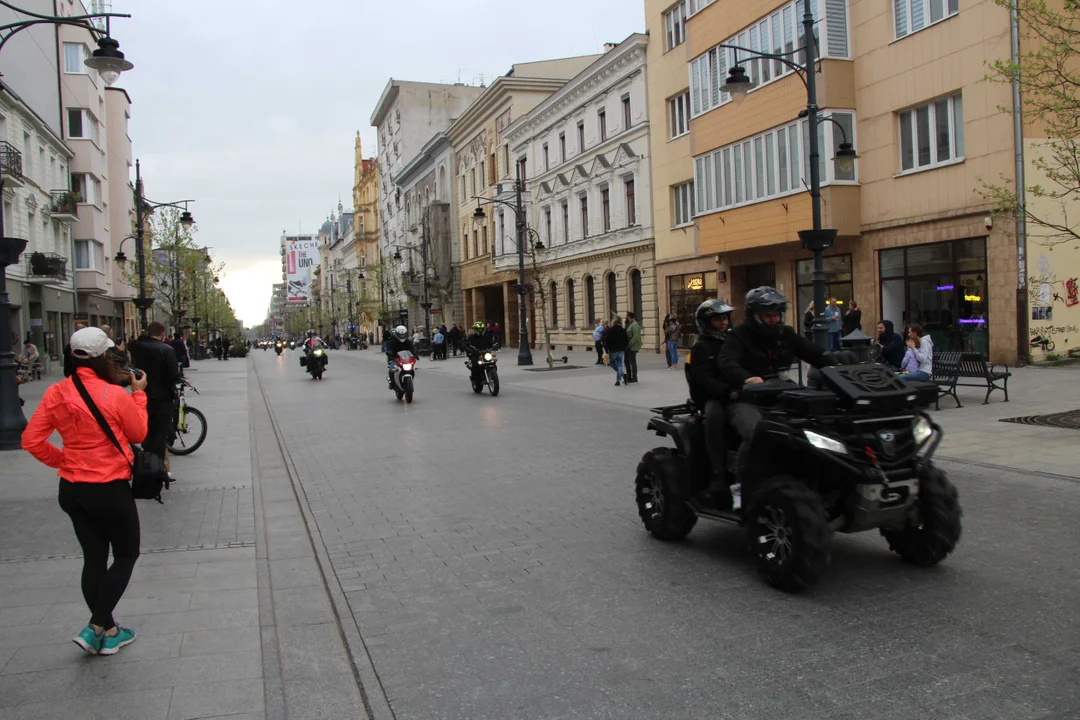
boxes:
[389,350,417,403]
[301,345,327,380]
[636,362,960,592]
[288,340,296,350]
[275,341,283,356]
[466,346,500,396]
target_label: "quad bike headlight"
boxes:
[804,430,847,455]
[913,416,933,445]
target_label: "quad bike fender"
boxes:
[646,418,690,457]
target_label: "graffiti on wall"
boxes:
[1029,254,1079,358]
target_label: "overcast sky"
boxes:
[114,0,645,326]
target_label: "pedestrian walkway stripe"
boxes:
[0,540,256,564]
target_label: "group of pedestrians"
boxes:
[591,313,644,386]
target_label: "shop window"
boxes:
[796,254,853,333]
[668,272,718,347]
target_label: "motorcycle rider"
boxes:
[718,287,830,509]
[303,331,323,350]
[385,325,415,385]
[685,299,736,497]
[464,321,494,354]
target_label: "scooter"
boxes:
[389,350,416,403]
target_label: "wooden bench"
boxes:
[931,350,1010,409]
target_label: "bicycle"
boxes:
[167,379,207,456]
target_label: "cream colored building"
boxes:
[448,55,600,347]
[352,134,380,339]
[646,0,1023,363]
[502,35,658,351]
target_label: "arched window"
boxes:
[566,278,577,328]
[630,269,643,320]
[606,272,618,318]
[550,281,559,328]
[585,275,596,324]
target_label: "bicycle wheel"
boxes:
[168,406,207,456]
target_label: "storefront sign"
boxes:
[936,284,954,291]
[964,294,982,302]
[685,277,704,291]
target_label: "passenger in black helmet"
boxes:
[685,298,736,496]
[718,287,830,508]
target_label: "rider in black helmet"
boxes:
[685,298,736,496]
[719,287,830,507]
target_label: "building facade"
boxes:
[502,35,658,352]
[352,133,380,340]
[645,0,1022,363]
[448,56,600,347]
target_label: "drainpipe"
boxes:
[1011,0,1029,365]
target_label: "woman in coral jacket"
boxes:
[22,327,148,657]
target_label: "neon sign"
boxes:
[959,318,986,325]
[686,277,704,291]
[964,294,982,302]
[936,284,955,291]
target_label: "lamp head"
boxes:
[834,142,860,175]
[114,250,128,267]
[84,36,133,86]
[473,203,486,220]
[720,66,755,103]
[179,210,195,229]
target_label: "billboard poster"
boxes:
[285,236,319,303]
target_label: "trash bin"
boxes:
[840,328,874,363]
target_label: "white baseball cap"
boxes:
[70,327,114,359]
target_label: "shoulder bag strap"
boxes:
[70,373,130,465]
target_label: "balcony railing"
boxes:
[26,252,68,280]
[50,190,79,219]
[0,141,23,180]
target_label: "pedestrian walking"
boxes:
[170,332,189,376]
[625,311,642,384]
[825,297,842,351]
[433,327,446,361]
[663,314,681,369]
[843,300,862,336]
[129,322,181,478]
[592,318,606,365]
[448,325,461,356]
[22,327,147,656]
[221,335,231,360]
[605,317,629,386]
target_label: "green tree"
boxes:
[982,0,1080,248]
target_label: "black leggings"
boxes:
[58,479,141,629]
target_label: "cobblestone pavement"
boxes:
[254,348,1079,720]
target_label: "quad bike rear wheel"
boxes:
[635,448,696,541]
[880,466,961,566]
[747,476,831,592]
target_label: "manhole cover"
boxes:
[999,409,1080,430]
[523,365,587,372]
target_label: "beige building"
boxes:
[646,0,1023,363]
[352,133,380,339]
[447,55,600,347]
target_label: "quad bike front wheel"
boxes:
[635,448,696,541]
[880,466,961,566]
[747,476,832,592]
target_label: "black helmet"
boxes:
[745,286,789,338]
[695,299,735,339]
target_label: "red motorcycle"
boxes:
[390,350,416,403]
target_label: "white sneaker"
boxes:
[730,483,742,511]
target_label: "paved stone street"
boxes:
[2,349,1078,719]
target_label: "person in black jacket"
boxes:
[385,325,415,385]
[604,317,629,385]
[170,332,189,376]
[875,320,905,369]
[464,321,494,353]
[685,299,735,493]
[129,321,181,468]
[719,287,829,508]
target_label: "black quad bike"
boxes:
[635,363,962,592]
[466,345,500,396]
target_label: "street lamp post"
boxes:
[718,0,858,350]
[472,165,533,366]
[0,2,133,450]
[392,209,433,340]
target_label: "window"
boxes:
[470,168,476,195]
[561,200,569,243]
[490,153,496,184]
[622,95,632,130]
[504,144,510,175]
[67,109,98,142]
[665,2,686,51]
[461,174,466,202]
[689,0,849,118]
[579,193,589,237]
[672,181,695,226]
[625,178,636,226]
[74,240,104,270]
[543,143,549,171]
[544,206,552,242]
[898,94,963,173]
[586,275,596,323]
[559,133,566,162]
[481,224,488,254]
[669,92,690,139]
[601,187,611,232]
[70,173,98,204]
[606,272,618,317]
[630,269,643,320]
[598,109,607,142]
[550,281,559,328]
[894,0,957,39]
[577,121,585,154]
[63,43,87,74]
[480,161,486,188]
[566,279,577,327]
[517,157,527,186]
[692,111,855,215]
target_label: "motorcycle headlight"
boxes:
[804,430,847,455]
[314,349,324,356]
[913,416,933,444]
[402,363,414,371]
[483,353,494,361]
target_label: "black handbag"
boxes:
[71,373,171,503]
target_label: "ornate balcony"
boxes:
[26,252,68,281]
[0,141,25,187]
[49,190,79,222]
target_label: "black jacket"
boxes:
[130,337,181,401]
[876,320,906,368]
[719,323,828,388]
[465,330,493,352]
[386,337,415,358]
[687,333,730,406]
[604,325,629,353]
